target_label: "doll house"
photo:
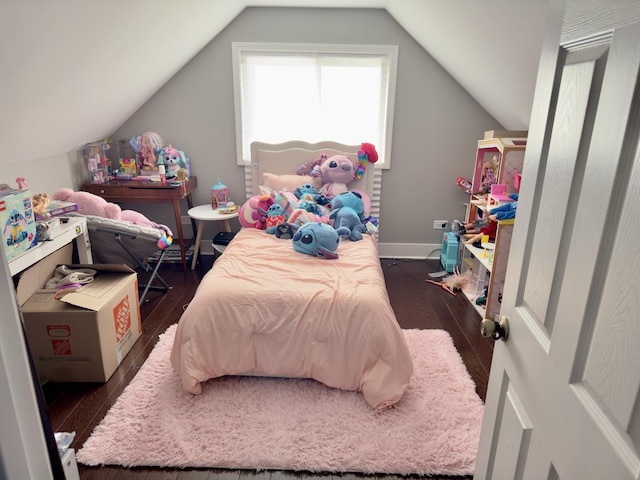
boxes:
[459,131,526,319]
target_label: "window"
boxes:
[232,42,398,167]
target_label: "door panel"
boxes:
[475,1,640,478]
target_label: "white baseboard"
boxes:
[378,242,441,260]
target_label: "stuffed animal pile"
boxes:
[52,188,173,249]
[237,143,380,258]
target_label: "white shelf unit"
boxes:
[460,222,514,319]
[9,216,92,277]
[465,135,526,226]
[460,131,525,319]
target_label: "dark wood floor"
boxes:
[42,256,493,480]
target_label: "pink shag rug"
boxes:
[77,325,484,476]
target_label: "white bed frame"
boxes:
[245,141,380,219]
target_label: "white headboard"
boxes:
[245,141,379,218]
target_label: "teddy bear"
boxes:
[52,188,173,239]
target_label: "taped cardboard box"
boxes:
[20,264,141,382]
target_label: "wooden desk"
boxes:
[82,177,198,271]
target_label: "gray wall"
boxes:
[113,7,502,254]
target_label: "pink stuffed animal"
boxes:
[238,193,274,230]
[52,188,173,237]
[296,154,355,199]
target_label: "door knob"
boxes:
[481,316,509,341]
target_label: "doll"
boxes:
[131,132,163,173]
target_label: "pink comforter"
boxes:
[170,228,413,409]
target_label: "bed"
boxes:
[170,141,413,410]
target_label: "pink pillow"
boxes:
[263,172,322,192]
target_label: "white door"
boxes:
[475,0,640,478]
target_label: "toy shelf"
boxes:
[459,130,525,320]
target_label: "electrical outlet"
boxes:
[181,216,192,225]
[433,220,448,230]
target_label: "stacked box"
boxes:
[21,264,142,382]
[0,188,37,261]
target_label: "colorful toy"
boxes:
[292,222,340,259]
[15,177,29,190]
[288,208,326,230]
[130,132,164,173]
[489,194,518,220]
[425,268,473,296]
[355,142,378,179]
[292,183,329,216]
[274,223,294,239]
[457,177,472,193]
[296,154,355,199]
[32,193,50,217]
[265,203,289,234]
[294,183,330,206]
[238,193,274,230]
[3,209,30,246]
[158,145,186,179]
[296,143,377,211]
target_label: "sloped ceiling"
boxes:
[0,0,548,167]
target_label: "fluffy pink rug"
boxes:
[77,325,484,475]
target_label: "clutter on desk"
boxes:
[84,139,113,184]
[87,133,192,183]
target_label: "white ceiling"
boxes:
[0,0,548,167]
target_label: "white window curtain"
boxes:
[232,43,398,167]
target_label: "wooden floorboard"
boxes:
[38,256,492,480]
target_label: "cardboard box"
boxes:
[21,264,142,382]
[0,188,37,261]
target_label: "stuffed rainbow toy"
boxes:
[355,142,379,179]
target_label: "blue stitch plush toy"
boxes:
[292,222,340,259]
[329,191,366,241]
[265,203,289,234]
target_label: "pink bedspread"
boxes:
[170,228,413,409]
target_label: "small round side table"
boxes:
[187,205,239,270]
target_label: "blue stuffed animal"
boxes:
[265,203,289,234]
[329,191,366,241]
[292,222,340,259]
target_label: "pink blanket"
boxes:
[170,228,413,409]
